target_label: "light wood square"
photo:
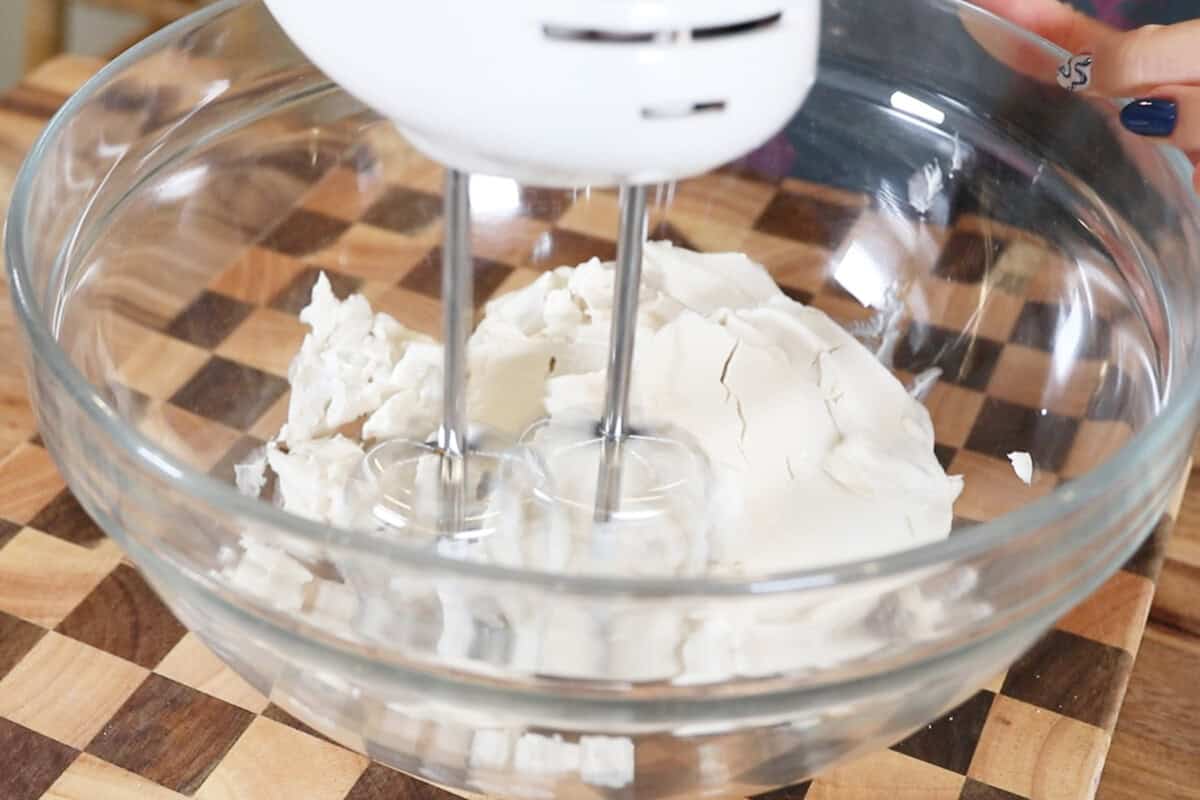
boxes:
[475,215,553,267]
[968,695,1108,800]
[666,213,832,292]
[1061,419,1134,480]
[914,275,1024,343]
[781,178,871,210]
[116,331,211,400]
[382,155,445,195]
[554,191,621,242]
[45,753,186,800]
[300,166,388,222]
[950,450,1057,523]
[195,717,369,800]
[807,748,964,800]
[1056,570,1155,654]
[667,172,778,229]
[209,247,307,306]
[307,224,432,284]
[249,393,292,442]
[986,345,1104,419]
[136,404,243,471]
[0,631,148,748]
[0,528,121,626]
[155,633,269,713]
[217,309,308,379]
[923,383,986,449]
[489,267,543,302]
[0,442,67,524]
[360,285,443,340]
[991,238,1064,298]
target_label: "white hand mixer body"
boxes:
[261,0,823,536]
[262,1,821,187]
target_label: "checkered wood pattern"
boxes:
[0,75,1183,800]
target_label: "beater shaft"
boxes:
[439,168,472,532]
[595,184,648,522]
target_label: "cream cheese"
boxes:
[250,242,961,577]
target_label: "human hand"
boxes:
[969,0,1200,186]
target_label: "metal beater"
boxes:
[261,0,823,536]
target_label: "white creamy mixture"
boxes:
[226,245,978,787]
[245,242,962,577]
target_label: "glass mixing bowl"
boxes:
[8,0,1200,797]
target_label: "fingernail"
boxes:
[1121,98,1178,137]
[1056,53,1094,92]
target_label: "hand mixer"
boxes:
[263,0,822,537]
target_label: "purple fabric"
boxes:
[1075,0,1197,28]
[1089,0,1135,28]
[729,133,798,180]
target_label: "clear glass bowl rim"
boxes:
[6,0,1200,600]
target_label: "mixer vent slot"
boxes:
[692,12,782,40]
[543,11,782,44]
[641,101,727,120]
[542,26,657,44]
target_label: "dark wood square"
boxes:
[0,717,77,800]
[528,228,617,270]
[87,674,255,794]
[893,324,1003,391]
[517,187,574,222]
[1010,301,1111,359]
[400,248,514,305]
[208,435,268,486]
[55,564,186,670]
[27,490,107,548]
[170,356,289,431]
[781,286,815,305]
[891,690,995,775]
[934,444,958,471]
[963,397,1080,472]
[0,518,19,550]
[346,762,460,800]
[1000,629,1133,729]
[0,610,46,681]
[269,266,363,315]
[749,782,811,799]
[932,231,1005,283]
[754,191,861,247]
[259,208,352,257]
[361,186,442,235]
[165,291,253,349]
[959,779,1027,800]
[1121,517,1169,580]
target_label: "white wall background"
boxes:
[1,1,145,90]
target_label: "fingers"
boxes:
[962,0,1117,86]
[1089,21,1200,97]
[971,0,1116,56]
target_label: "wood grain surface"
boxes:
[0,56,1196,800]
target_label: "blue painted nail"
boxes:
[1120,98,1178,137]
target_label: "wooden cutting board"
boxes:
[0,56,1196,800]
